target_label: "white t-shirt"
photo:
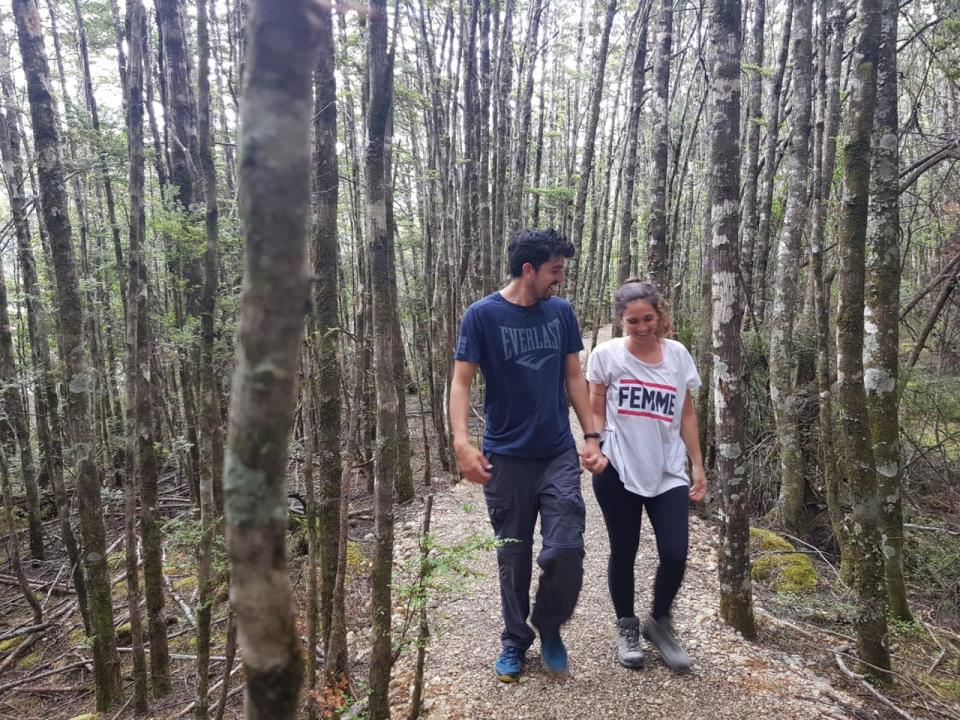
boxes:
[585,337,702,497]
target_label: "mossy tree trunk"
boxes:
[769,0,813,538]
[647,0,672,290]
[708,0,756,639]
[865,0,911,623]
[13,0,121,707]
[224,1,320,716]
[835,0,892,679]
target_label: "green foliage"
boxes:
[741,62,774,79]
[750,528,817,593]
[161,514,229,588]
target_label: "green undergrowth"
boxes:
[750,527,818,593]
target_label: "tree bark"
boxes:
[366,0,400,714]
[835,0,891,678]
[865,0,910,622]
[647,0,673,289]
[224,1,320,716]
[122,3,150,709]
[708,0,756,639]
[13,0,121,708]
[769,0,813,537]
[738,0,764,306]
[312,0,343,657]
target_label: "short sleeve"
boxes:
[563,301,584,354]
[681,344,702,391]
[585,345,610,385]
[453,306,484,364]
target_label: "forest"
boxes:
[0,0,957,717]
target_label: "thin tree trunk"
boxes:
[0,28,89,629]
[13,0,121,707]
[769,0,813,536]
[313,0,343,653]
[122,5,150,710]
[865,0,909,621]
[615,4,651,339]
[739,0,764,306]
[752,0,794,322]
[835,0,891,679]
[0,446,42,625]
[708,0,756,639]
[367,0,399,714]
[568,0,617,306]
[195,0,223,714]
[812,0,847,574]
[224,2,319,716]
[647,0,672,289]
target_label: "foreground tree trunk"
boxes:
[708,0,756,639]
[224,2,320,716]
[865,0,910,623]
[13,0,121,708]
[835,0,892,679]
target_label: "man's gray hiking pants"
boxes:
[483,447,585,651]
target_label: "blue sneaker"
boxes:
[539,629,568,674]
[494,646,525,682]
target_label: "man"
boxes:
[449,228,603,682]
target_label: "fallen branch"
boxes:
[10,685,78,694]
[0,660,90,694]
[0,621,56,642]
[163,573,196,627]
[834,645,916,720]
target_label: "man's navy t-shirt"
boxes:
[454,292,583,458]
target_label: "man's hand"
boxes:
[689,464,707,502]
[579,438,607,474]
[454,440,493,485]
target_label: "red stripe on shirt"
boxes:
[619,378,678,392]
[617,409,674,423]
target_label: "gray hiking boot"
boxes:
[616,617,645,669]
[642,614,692,673]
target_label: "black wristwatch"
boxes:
[583,432,601,440]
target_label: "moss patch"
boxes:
[0,636,24,653]
[751,528,817,593]
[17,650,40,669]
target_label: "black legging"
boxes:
[592,463,689,620]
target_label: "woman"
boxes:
[585,279,707,672]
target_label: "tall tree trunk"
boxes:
[508,0,544,232]
[647,0,672,289]
[0,28,89,628]
[568,0,617,306]
[313,0,343,656]
[615,5,651,337]
[0,263,43,560]
[835,0,891,679]
[865,0,910,622]
[708,0,756,639]
[812,0,847,573]
[769,0,813,537]
[739,0,764,306]
[122,2,150,709]
[224,2,318,716]
[195,0,223,714]
[366,0,399,714]
[12,0,121,708]
[751,0,793,322]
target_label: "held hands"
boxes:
[689,464,708,502]
[579,438,608,474]
[454,440,493,485]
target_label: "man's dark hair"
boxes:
[506,228,575,277]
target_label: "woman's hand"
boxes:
[689,464,707,502]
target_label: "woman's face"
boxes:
[621,299,660,342]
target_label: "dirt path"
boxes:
[393,332,864,720]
